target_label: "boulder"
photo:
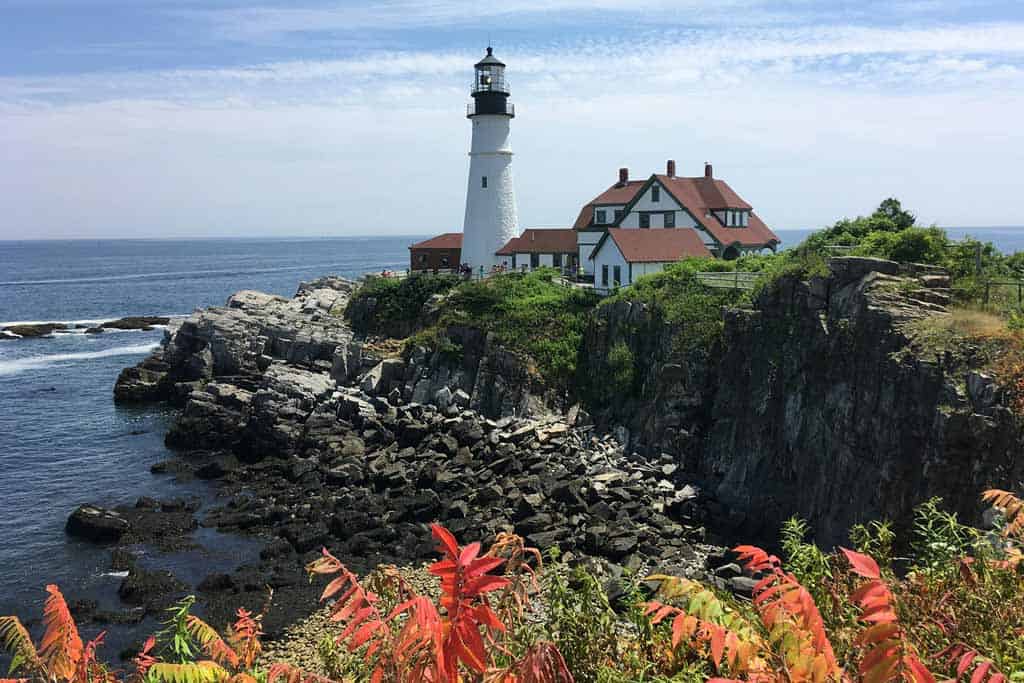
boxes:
[118,568,187,610]
[66,505,130,542]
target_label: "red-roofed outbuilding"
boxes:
[409,233,462,271]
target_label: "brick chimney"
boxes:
[666,159,676,177]
[618,167,629,186]
[704,162,713,179]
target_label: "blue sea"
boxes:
[0,228,1022,656]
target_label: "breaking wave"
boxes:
[0,343,159,377]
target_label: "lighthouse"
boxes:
[460,47,519,272]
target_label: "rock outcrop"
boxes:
[115,277,361,405]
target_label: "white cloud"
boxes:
[2,4,1024,237]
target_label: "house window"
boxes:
[613,265,622,286]
[664,212,675,228]
[553,253,562,267]
[639,213,650,229]
[530,253,540,268]
[741,212,749,227]
[511,255,517,268]
[614,209,624,222]
[482,176,488,188]
[418,253,427,265]
[601,264,609,287]
[595,209,607,224]
[651,186,660,202]
[441,256,450,267]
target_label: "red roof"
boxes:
[496,228,577,255]
[572,173,779,249]
[572,180,646,229]
[409,233,462,250]
[592,228,713,263]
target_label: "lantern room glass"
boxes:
[474,65,508,94]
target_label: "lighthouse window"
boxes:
[481,176,488,188]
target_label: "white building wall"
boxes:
[577,231,601,275]
[630,183,681,213]
[632,262,668,280]
[592,240,631,291]
[461,115,519,271]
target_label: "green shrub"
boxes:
[346,273,461,335]
[855,226,950,264]
[427,268,601,385]
[606,341,636,398]
[603,258,755,355]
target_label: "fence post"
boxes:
[984,281,990,306]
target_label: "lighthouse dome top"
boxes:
[474,46,505,68]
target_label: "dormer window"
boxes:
[595,209,607,224]
[651,186,660,203]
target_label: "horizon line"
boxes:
[4,225,1024,244]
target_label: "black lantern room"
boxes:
[468,47,514,117]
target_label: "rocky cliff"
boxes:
[118,261,1024,551]
[580,257,1024,545]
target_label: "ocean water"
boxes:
[0,237,412,657]
[1,228,1023,657]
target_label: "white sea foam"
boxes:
[102,570,130,579]
[0,343,159,377]
[0,314,185,328]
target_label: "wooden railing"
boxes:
[982,279,1024,306]
[694,271,761,290]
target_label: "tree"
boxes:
[873,198,916,231]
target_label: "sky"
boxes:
[1,0,1023,239]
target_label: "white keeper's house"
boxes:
[574,161,780,282]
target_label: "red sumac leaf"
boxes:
[971,662,992,683]
[841,547,881,579]
[958,652,978,679]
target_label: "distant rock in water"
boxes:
[86,316,171,334]
[1,323,61,338]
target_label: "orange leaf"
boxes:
[709,626,725,668]
[905,655,935,683]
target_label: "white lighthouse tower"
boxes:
[461,47,519,272]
